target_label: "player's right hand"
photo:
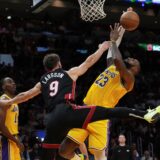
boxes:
[123,7,133,14]
[110,23,122,42]
[127,7,133,12]
[16,141,25,152]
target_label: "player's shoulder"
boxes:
[0,94,10,100]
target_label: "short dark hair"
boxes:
[43,54,60,71]
[118,133,126,137]
[1,77,11,86]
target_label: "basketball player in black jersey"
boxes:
[1,36,160,160]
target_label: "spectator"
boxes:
[29,143,41,160]
[131,143,140,160]
[111,134,132,160]
[141,150,153,160]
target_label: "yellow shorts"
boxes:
[0,136,21,160]
[67,120,110,153]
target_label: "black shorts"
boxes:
[41,103,111,160]
[43,103,96,144]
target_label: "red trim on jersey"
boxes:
[72,81,76,100]
[65,81,76,101]
[42,143,60,149]
[68,102,96,129]
[82,107,96,129]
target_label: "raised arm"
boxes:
[67,41,110,81]
[8,82,41,105]
[107,27,125,67]
[107,7,133,67]
[110,23,134,91]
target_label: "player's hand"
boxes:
[16,141,24,152]
[98,41,111,51]
[127,7,133,12]
[123,7,133,14]
[110,23,122,42]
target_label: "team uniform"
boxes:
[40,68,125,160]
[39,68,147,160]
[0,94,20,160]
[68,65,128,153]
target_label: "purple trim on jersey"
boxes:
[2,138,9,160]
[106,120,111,155]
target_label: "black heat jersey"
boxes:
[40,68,75,112]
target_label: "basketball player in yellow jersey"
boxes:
[0,77,23,160]
[68,16,140,160]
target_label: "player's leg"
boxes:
[79,143,89,160]
[87,120,110,160]
[90,106,146,122]
[58,105,159,160]
[40,107,68,160]
[91,105,160,123]
[40,147,66,160]
[41,125,68,160]
[59,137,79,160]
[59,128,89,160]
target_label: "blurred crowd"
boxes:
[0,16,160,160]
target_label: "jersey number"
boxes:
[95,74,108,87]
[49,81,59,97]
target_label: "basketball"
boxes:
[120,11,140,31]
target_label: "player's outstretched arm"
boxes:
[9,82,41,105]
[67,41,110,81]
[110,23,134,91]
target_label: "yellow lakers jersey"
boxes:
[84,65,128,108]
[0,94,19,135]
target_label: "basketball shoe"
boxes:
[144,105,160,123]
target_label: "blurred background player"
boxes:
[67,17,140,160]
[0,77,23,160]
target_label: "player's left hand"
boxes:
[110,23,122,42]
[16,141,25,153]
